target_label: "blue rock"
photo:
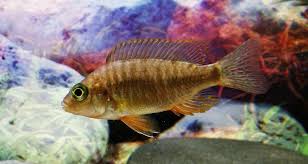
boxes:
[68,0,176,53]
[0,0,176,56]
[0,37,29,89]
[38,68,74,88]
[0,35,82,90]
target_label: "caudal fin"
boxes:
[218,39,269,94]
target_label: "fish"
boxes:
[62,38,269,137]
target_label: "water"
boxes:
[0,0,307,163]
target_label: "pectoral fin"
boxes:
[171,89,219,116]
[120,115,160,137]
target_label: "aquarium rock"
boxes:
[0,35,108,164]
[160,100,307,155]
[159,99,244,138]
[0,0,175,56]
[128,138,308,164]
[0,161,31,164]
[237,105,307,154]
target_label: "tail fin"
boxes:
[218,39,269,94]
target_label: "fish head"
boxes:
[62,82,108,118]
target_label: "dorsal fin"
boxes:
[106,38,212,65]
[171,89,219,116]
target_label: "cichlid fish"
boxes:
[62,38,269,137]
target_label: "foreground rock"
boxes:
[0,36,108,164]
[128,138,308,164]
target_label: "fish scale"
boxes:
[100,59,211,115]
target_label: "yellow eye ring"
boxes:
[71,83,89,102]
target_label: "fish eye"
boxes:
[71,83,89,102]
[74,88,83,97]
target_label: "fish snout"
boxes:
[61,99,70,111]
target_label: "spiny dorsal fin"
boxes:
[120,115,160,137]
[171,89,219,116]
[106,38,212,65]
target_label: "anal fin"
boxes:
[120,115,160,137]
[171,89,219,116]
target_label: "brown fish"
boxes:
[62,38,269,137]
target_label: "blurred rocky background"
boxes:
[0,0,307,163]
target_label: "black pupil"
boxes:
[74,88,83,97]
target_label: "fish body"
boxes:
[62,38,269,137]
[83,59,219,117]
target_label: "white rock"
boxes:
[0,35,109,164]
[0,161,31,164]
[159,99,244,138]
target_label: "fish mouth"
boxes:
[61,101,69,111]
